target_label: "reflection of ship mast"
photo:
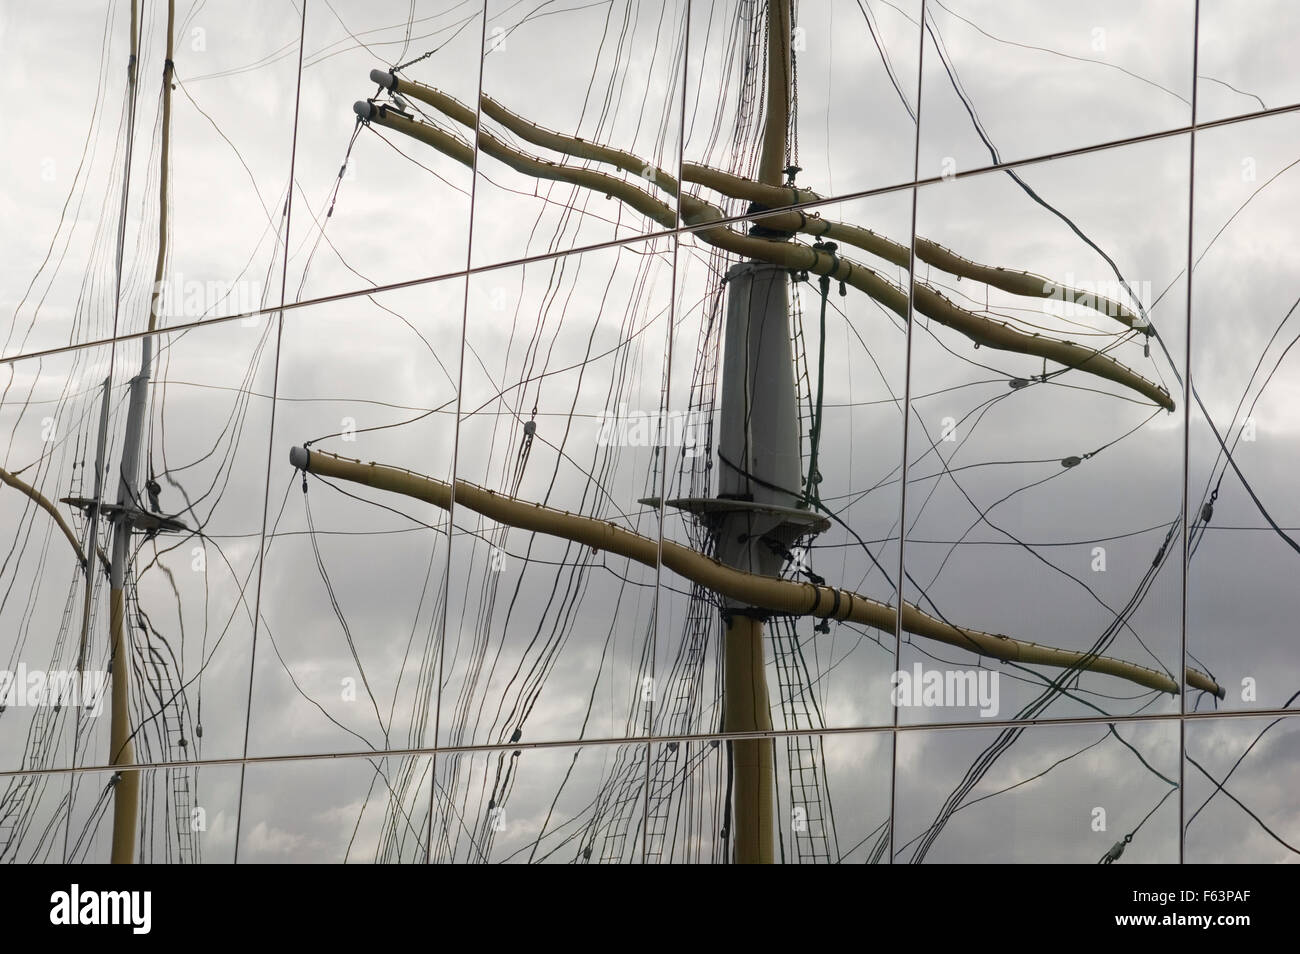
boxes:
[102,0,182,865]
[4,2,1255,866]
[278,0,1228,864]
[57,0,188,864]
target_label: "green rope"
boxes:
[805,245,835,506]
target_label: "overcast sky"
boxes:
[1,0,1297,863]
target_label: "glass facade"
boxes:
[1,0,1297,863]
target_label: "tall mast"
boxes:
[109,0,175,865]
[299,0,1209,864]
[716,0,795,863]
[63,375,111,862]
[758,0,793,189]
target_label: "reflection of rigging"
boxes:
[3,0,1298,867]
[310,0,1221,863]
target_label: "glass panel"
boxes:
[139,1,302,335]
[896,719,1180,862]
[6,0,1292,869]
[1,344,115,776]
[1187,111,1300,714]
[1184,714,1300,863]
[1,4,137,356]
[684,0,922,211]
[469,0,687,268]
[4,762,240,864]
[918,1,1194,179]
[432,742,647,863]
[101,323,276,770]
[645,731,893,864]
[287,1,482,299]
[249,281,461,760]
[238,755,433,862]
[1,319,275,785]
[658,194,912,740]
[903,135,1191,724]
[442,237,673,747]
[1197,1,1300,123]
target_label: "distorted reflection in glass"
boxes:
[470,0,686,268]
[896,719,1179,862]
[12,764,240,864]
[918,0,1193,180]
[251,282,461,760]
[433,743,647,863]
[1,345,115,777]
[4,0,1296,870]
[1,5,156,353]
[1,318,275,789]
[1184,715,1300,863]
[645,731,893,864]
[659,192,911,740]
[239,755,432,862]
[290,1,480,299]
[141,1,302,334]
[1187,111,1300,714]
[685,0,921,214]
[1196,0,1300,123]
[442,238,672,748]
[903,135,1192,724]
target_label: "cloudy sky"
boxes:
[1,0,1297,863]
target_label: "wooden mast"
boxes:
[109,0,175,865]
